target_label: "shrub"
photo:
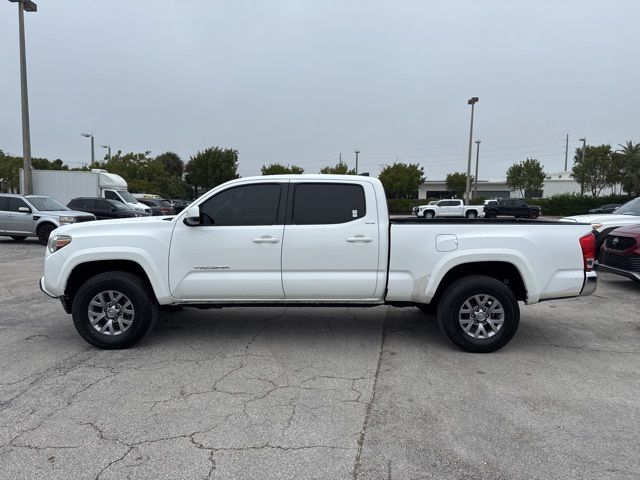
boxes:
[526,193,632,216]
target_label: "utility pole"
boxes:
[465,97,479,204]
[10,0,38,194]
[473,140,481,199]
[564,134,569,171]
[339,153,342,164]
[354,150,360,175]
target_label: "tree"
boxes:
[184,147,239,194]
[96,151,187,198]
[261,163,304,175]
[506,158,545,197]
[618,141,640,196]
[319,160,356,175]
[570,145,614,198]
[377,162,424,199]
[445,172,473,197]
[155,152,184,178]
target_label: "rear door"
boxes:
[281,181,380,299]
[0,196,10,233]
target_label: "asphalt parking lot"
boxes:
[1,239,639,480]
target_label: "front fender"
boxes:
[43,247,174,304]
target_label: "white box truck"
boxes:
[20,169,150,214]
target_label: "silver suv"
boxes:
[0,194,96,245]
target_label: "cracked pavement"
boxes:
[1,239,639,479]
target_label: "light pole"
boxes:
[465,97,479,204]
[100,144,111,162]
[578,137,587,195]
[9,0,38,194]
[81,133,95,167]
[473,140,481,199]
[354,150,360,175]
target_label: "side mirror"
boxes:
[18,206,31,214]
[183,205,201,226]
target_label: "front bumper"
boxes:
[596,264,640,282]
[579,271,598,296]
[39,276,57,298]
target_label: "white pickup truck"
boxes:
[40,175,597,353]
[413,199,485,219]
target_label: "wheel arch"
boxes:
[428,260,529,307]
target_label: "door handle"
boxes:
[253,236,280,244]
[346,235,373,243]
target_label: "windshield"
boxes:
[613,198,640,216]
[115,190,139,203]
[27,196,68,211]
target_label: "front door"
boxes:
[6,197,33,234]
[169,182,286,301]
[281,181,380,300]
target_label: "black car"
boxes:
[67,198,150,220]
[483,198,542,219]
[168,199,190,213]
[588,203,622,214]
[138,198,176,216]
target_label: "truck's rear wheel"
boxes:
[437,275,519,353]
[529,211,539,219]
[71,271,159,349]
[465,210,477,219]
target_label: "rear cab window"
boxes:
[291,183,366,225]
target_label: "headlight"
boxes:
[48,234,72,253]
[591,223,603,230]
[59,216,76,225]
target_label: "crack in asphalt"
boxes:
[352,307,389,480]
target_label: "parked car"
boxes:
[588,204,622,214]
[0,194,95,244]
[413,199,485,218]
[483,198,542,219]
[138,198,175,216]
[597,225,640,282]
[169,199,190,213]
[562,197,640,250]
[41,175,596,353]
[67,198,150,220]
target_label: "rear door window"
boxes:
[292,183,366,225]
[0,197,9,211]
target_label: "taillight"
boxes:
[579,233,596,271]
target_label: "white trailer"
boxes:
[20,169,149,213]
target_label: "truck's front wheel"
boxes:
[437,275,519,353]
[71,271,159,349]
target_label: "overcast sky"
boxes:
[1,0,638,180]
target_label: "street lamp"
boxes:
[9,0,38,194]
[578,137,587,194]
[354,150,360,175]
[465,97,479,204]
[473,140,481,199]
[81,133,95,167]
[100,144,111,162]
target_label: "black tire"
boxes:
[529,211,539,219]
[485,211,497,219]
[36,223,56,245]
[465,210,477,219]
[424,210,435,219]
[437,275,519,353]
[417,303,437,315]
[72,271,159,349]
[11,236,27,242]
